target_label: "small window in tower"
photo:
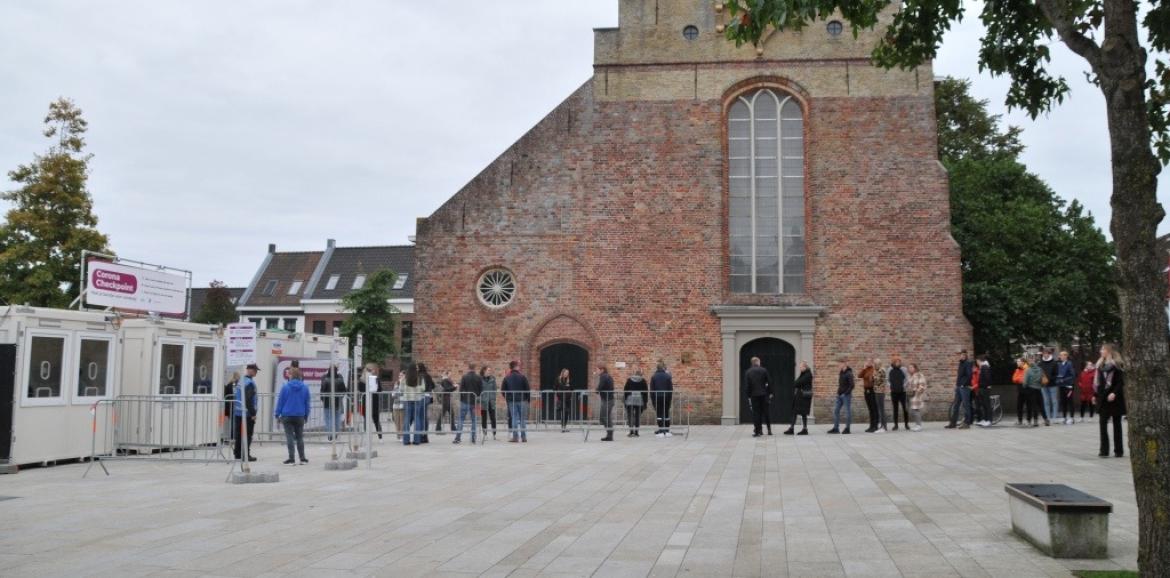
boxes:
[683,25,699,41]
[826,20,844,37]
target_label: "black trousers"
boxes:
[480,402,497,433]
[750,395,771,434]
[1060,388,1074,420]
[436,397,454,430]
[1023,388,1046,422]
[653,391,673,431]
[1080,398,1096,418]
[231,415,255,458]
[890,391,909,427]
[1099,412,1124,456]
[864,389,878,430]
[977,389,993,423]
[1016,384,1026,423]
[558,392,573,429]
[627,404,643,429]
[600,399,614,434]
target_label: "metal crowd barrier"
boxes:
[84,395,232,476]
[566,390,691,441]
[471,389,691,442]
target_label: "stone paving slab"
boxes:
[0,422,1139,577]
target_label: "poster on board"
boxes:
[86,260,187,315]
[226,323,258,366]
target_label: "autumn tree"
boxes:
[0,98,112,308]
[724,2,1168,572]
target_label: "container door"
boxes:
[0,344,15,461]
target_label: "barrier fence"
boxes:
[84,395,233,476]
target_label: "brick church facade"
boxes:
[414,0,971,424]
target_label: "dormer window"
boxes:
[325,274,340,291]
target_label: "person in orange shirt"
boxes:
[1012,359,1028,426]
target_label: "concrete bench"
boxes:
[1005,483,1112,558]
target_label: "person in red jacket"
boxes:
[1078,361,1097,422]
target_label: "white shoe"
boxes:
[665,432,673,437]
[911,425,922,432]
[656,432,665,438]
[874,428,885,434]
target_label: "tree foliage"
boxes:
[340,269,399,367]
[193,280,239,326]
[939,78,1120,360]
[0,98,112,307]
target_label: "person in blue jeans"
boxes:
[400,363,428,445]
[454,364,482,444]
[274,367,311,465]
[946,350,974,429]
[828,360,854,434]
[501,360,530,442]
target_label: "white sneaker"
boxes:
[911,425,922,432]
[665,432,673,437]
[656,432,665,438]
[874,428,885,434]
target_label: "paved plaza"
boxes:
[0,422,1139,577]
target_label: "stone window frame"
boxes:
[476,267,517,311]
[726,86,807,295]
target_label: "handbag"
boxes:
[800,388,813,399]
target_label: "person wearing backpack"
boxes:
[623,366,649,437]
[1023,357,1048,427]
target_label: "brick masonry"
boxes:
[414,0,971,423]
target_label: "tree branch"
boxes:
[1035,0,1103,70]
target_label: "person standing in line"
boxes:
[436,371,457,432]
[859,360,877,433]
[358,363,384,440]
[975,355,994,427]
[555,368,573,433]
[872,358,888,433]
[624,365,649,437]
[501,360,531,443]
[321,364,348,441]
[887,356,910,431]
[908,364,928,431]
[827,360,854,434]
[502,365,515,433]
[969,355,983,423]
[650,361,674,437]
[275,367,311,465]
[1056,351,1077,425]
[744,356,773,437]
[1037,348,1059,425]
[223,371,239,442]
[1012,359,1027,425]
[1078,361,1097,423]
[400,363,426,446]
[453,363,482,444]
[596,364,616,442]
[1095,344,1126,458]
[232,364,260,461]
[784,361,813,435]
[480,366,499,439]
[1023,356,1048,427]
[392,371,406,434]
[945,350,974,430]
[418,363,435,443]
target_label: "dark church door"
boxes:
[0,344,14,462]
[739,338,796,426]
[539,343,589,422]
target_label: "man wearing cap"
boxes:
[232,364,260,461]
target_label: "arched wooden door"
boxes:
[738,338,796,425]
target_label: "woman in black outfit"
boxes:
[556,368,573,432]
[623,366,649,437]
[785,362,813,435]
[1095,344,1127,458]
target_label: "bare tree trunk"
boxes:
[1098,1,1170,574]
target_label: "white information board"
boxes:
[226,323,257,366]
[86,260,187,315]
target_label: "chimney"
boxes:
[268,243,276,254]
[327,238,336,249]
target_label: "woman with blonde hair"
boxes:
[556,368,573,432]
[908,364,928,431]
[1095,344,1127,458]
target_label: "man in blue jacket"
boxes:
[946,350,974,430]
[650,361,674,437]
[275,367,311,465]
[232,364,259,461]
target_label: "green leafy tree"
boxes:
[0,98,112,307]
[340,269,399,368]
[725,4,1169,570]
[193,280,239,326]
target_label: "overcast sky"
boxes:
[2,1,1166,288]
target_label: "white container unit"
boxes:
[0,307,120,467]
[116,318,224,451]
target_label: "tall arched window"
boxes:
[728,89,805,294]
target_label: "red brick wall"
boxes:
[415,75,970,423]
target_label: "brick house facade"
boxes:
[414,0,971,423]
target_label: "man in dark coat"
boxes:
[946,350,973,429]
[828,360,854,434]
[596,365,616,442]
[321,364,348,440]
[650,361,674,437]
[744,357,773,437]
[501,361,531,442]
[454,363,483,444]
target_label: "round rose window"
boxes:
[477,268,516,309]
